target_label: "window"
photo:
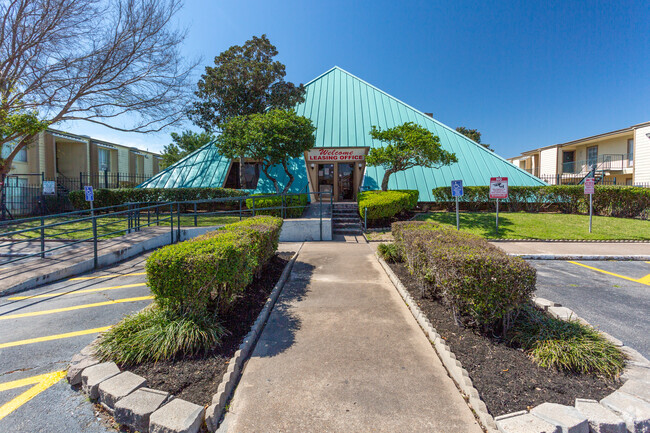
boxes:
[1,141,27,163]
[223,161,261,189]
[98,148,111,171]
[586,146,598,169]
[627,139,634,167]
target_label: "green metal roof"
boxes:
[140,66,544,198]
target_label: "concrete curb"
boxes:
[375,253,499,433]
[205,244,303,431]
[65,245,303,433]
[510,254,650,261]
[1,225,222,296]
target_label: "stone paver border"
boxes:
[65,245,303,433]
[376,253,650,433]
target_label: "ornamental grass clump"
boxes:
[96,216,282,364]
[508,305,626,378]
[393,221,536,335]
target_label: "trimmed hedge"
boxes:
[431,185,650,218]
[358,190,419,222]
[69,187,248,210]
[393,221,536,334]
[245,194,308,218]
[145,216,282,316]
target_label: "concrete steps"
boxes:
[332,203,362,236]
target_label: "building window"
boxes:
[1,141,27,163]
[586,146,598,169]
[627,139,634,167]
[98,148,111,171]
[224,161,261,190]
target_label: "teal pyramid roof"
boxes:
[140,66,544,199]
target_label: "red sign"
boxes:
[584,178,595,194]
[307,148,366,162]
[489,177,508,199]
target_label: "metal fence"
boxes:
[0,191,330,269]
[536,174,649,187]
[58,172,153,191]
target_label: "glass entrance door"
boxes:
[318,163,334,198]
[337,163,354,201]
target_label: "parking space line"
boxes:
[568,261,650,286]
[8,283,147,300]
[70,272,146,281]
[0,296,153,321]
[0,371,67,421]
[0,326,111,349]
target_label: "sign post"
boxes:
[489,177,508,236]
[584,178,595,233]
[84,186,97,268]
[451,180,463,231]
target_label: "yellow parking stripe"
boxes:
[0,326,111,349]
[0,296,153,321]
[0,371,67,421]
[568,261,650,286]
[70,272,146,281]
[8,283,147,300]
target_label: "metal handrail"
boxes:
[0,191,329,269]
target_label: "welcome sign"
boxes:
[307,148,366,162]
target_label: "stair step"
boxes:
[333,217,360,223]
[334,222,361,229]
[333,228,363,235]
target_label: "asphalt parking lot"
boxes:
[532,260,650,359]
[0,254,152,433]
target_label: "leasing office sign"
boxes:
[306,148,367,162]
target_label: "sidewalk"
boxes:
[220,242,482,432]
[492,241,650,259]
[0,225,219,296]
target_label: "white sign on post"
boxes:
[584,178,595,233]
[489,177,508,236]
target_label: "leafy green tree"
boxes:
[456,126,492,151]
[367,122,457,191]
[160,131,215,169]
[190,35,306,130]
[215,109,315,193]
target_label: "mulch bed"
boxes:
[388,261,620,417]
[128,251,293,406]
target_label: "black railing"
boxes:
[0,191,331,269]
[57,172,154,191]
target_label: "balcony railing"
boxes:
[562,153,633,174]
[56,171,154,191]
[522,167,540,177]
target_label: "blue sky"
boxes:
[63,0,650,158]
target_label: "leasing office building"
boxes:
[140,67,543,199]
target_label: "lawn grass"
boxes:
[0,214,243,240]
[416,212,650,240]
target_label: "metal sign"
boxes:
[451,180,463,197]
[84,186,94,202]
[306,148,366,162]
[489,177,508,199]
[42,181,56,195]
[584,178,595,195]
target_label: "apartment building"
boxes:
[2,128,162,192]
[507,122,650,186]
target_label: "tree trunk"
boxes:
[381,170,393,191]
[0,171,6,221]
[281,159,294,194]
[261,164,280,194]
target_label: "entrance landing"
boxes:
[219,242,482,432]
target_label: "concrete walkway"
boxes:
[492,241,650,258]
[220,242,482,432]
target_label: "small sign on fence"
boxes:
[42,181,56,195]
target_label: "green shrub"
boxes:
[245,194,308,218]
[145,216,282,316]
[96,304,226,365]
[377,242,402,263]
[508,305,625,377]
[393,221,536,334]
[431,185,650,219]
[69,187,247,210]
[358,190,419,222]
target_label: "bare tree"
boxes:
[0,0,196,217]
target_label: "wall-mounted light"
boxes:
[358,163,363,169]
[310,163,315,169]
[646,133,650,139]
